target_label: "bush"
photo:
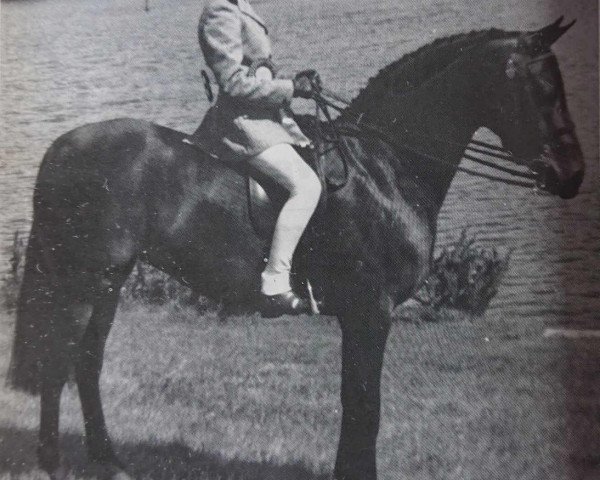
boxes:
[122,262,219,312]
[409,230,510,319]
[0,231,25,311]
[2,230,509,320]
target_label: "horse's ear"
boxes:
[556,18,577,40]
[541,16,565,35]
[532,17,576,46]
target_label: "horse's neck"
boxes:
[356,55,484,214]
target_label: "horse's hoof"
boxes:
[87,462,134,480]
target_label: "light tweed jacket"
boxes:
[191,0,311,160]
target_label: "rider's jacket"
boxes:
[191,0,310,160]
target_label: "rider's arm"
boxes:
[199,0,294,108]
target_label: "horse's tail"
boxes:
[7,224,56,394]
[7,123,141,394]
[7,141,79,395]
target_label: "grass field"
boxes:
[0,301,598,480]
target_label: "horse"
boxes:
[8,18,584,480]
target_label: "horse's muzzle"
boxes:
[532,143,585,199]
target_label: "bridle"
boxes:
[309,50,562,191]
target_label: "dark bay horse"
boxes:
[8,20,584,480]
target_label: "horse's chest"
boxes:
[320,189,432,292]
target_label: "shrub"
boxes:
[2,230,509,320]
[122,262,219,313]
[0,231,25,311]
[409,230,510,319]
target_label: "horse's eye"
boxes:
[538,78,555,96]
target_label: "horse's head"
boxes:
[481,17,584,198]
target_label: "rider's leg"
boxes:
[248,143,322,296]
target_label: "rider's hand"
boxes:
[293,69,322,98]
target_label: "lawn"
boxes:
[0,303,598,480]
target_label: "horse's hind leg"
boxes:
[38,270,131,480]
[75,292,120,462]
[38,300,94,479]
[74,271,133,477]
[38,358,70,479]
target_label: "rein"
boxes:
[312,88,539,189]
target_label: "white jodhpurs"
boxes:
[248,143,322,295]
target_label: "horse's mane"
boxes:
[344,28,521,117]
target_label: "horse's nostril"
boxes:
[556,169,583,199]
[572,169,584,185]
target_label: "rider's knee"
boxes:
[303,170,322,201]
[291,170,321,208]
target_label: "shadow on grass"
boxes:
[0,426,330,480]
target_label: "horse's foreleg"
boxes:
[334,312,391,480]
[75,289,122,467]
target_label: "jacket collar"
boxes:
[237,0,268,34]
